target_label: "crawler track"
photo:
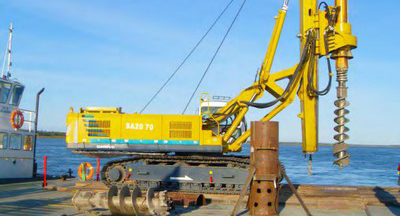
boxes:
[101,155,250,194]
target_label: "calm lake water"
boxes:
[36,138,400,186]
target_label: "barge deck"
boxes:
[0,178,399,215]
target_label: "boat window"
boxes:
[23,135,33,151]
[10,85,24,106]
[9,133,22,150]
[0,133,8,149]
[0,83,11,103]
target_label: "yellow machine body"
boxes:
[66,107,224,153]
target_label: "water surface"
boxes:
[36,138,400,186]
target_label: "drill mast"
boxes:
[204,0,357,167]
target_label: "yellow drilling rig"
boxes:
[66,0,356,193]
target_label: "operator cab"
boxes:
[200,95,247,143]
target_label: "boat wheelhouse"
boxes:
[0,23,43,179]
[0,78,39,179]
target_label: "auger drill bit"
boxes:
[333,67,350,168]
[332,0,355,168]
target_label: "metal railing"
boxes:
[19,108,36,133]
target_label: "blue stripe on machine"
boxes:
[90,138,111,144]
[90,139,199,145]
[127,140,158,144]
[86,124,100,127]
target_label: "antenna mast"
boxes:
[6,23,13,78]
[1,23,13,79]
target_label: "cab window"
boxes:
[201,106,220,114]
[201,106,221,119]
[23,135,33,151]
[0,133,8,149]
[10,85,24,106]
[9,134,22,150]
[0,82,11,103]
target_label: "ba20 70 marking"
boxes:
[126,123,154,130]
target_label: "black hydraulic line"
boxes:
[307,32,333,96]
[307,4,335,97]
[306,32,318,96]
[182,0,248,114]
[304,2,335,97]
[318,1,328,9]
[220,116,233,133]
[139,0,235,114]
[205,101,238,133]
[209,101,237,120]
[318,1,335,27]
[244,32,313,109]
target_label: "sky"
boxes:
[0,0,398,145]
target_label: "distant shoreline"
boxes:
[35,136,400,148]
[38,136,65,139]
[272,142,400,148]
[37,131,66,138]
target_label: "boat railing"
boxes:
[19,108,36,133]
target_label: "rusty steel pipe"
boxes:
[167,192,206,207]
[248,121,279,216]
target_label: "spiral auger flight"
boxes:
[333,69,350,168]
[330,0,357,169]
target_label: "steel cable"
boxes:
[182,0,248,114]
[244,31,314,109]
[139,0,236,114]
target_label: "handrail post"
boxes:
[43,155,47,187]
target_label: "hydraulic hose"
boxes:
[244,32,314,109]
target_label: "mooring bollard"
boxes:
[43,155,47,187]
[68,168,73,178]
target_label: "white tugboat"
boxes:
[0,23,44,179]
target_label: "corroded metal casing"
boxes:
[248,121,280,215]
